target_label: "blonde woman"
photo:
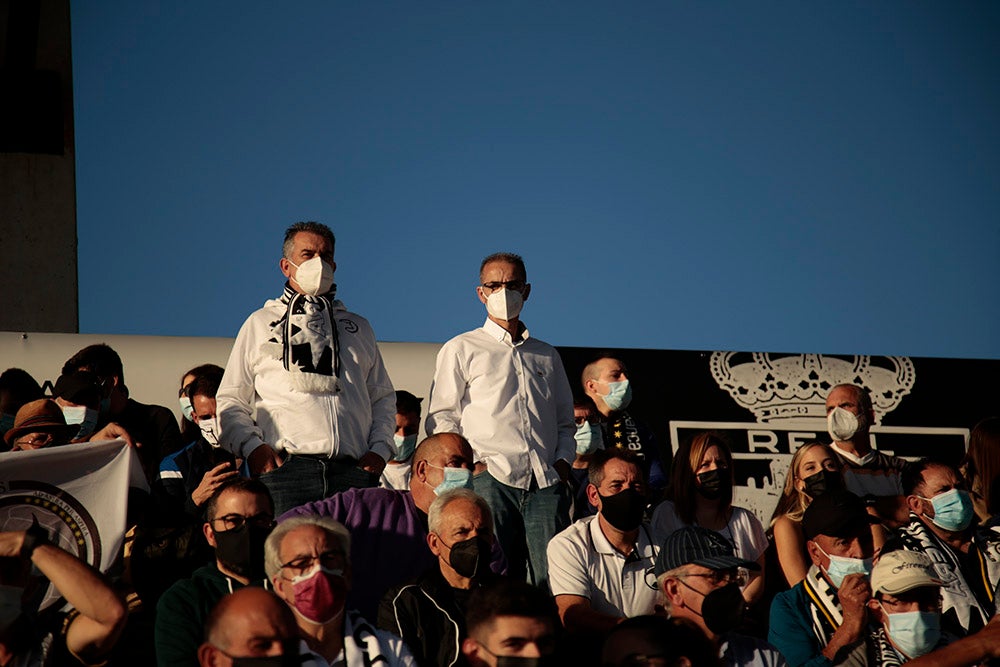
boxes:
[768,442,846,587]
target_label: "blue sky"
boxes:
[71,2,1000,359]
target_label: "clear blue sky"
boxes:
[71,2,1000,359]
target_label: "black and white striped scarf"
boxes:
[266,284,341,393]
[801,564,843,648]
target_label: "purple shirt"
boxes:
[281,487,506,619]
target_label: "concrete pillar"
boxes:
[0,0,78,332]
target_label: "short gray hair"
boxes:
[657,564,691,615]
[282,221,335,259]
[427,488,493,536]
[264,515,351,580]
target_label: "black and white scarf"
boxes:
[801,564,843,648]
[869,628,904,667]
[895,513,1000,636]
[264,284,341,393]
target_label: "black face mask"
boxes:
[495,658,554,667]
[213,523,271,580]
[448,535,492,579]
[231,655,301,667]
[599,487,647,532]
[698,582,745,636]
[801,469,843,499]
[696,469,730,500]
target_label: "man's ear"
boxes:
[280,257,293,279]
[805,539,823,568]
[867,598,885,624]
[203,522,217,549]
[662,577,684,607]
[476,286,488,306]
[906,494,924,515]
[521,283,531,301]
[197,643,219,667]
[412,459,427,483]
[586,483,601,509]
[427,531,442,556]
[461,637,481,661]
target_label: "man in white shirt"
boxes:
[426,251,575,587]
[217,222,396,515]
[547,449,659,633]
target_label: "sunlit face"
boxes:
[273,525,350,606]
[429,497,493,568]
[825,386,864,417]
[414,435,474,489]
[695,445,727,474]
[588,459,645,510]
[476,261,530,308]
[808,530,874,569]
[465,615,557,666]
[192,394,218,424]
[280,231,335,293]
[588,358,628,399]
[794,445,840,491]
[909,464,965,521]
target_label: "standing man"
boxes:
[217,222,396,515]
[426,252,575,587]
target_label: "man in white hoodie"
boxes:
[217,222,396,515]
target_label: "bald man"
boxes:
[197,588,299,666]
[280,433,506,619]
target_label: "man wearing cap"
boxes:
[547,449,659,633]
[656,526,786,667]
[4,398,80,451]
[894,458,1000,638]
[860,549,947,664]
[769,490,876,667]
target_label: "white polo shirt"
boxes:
[546,515,660,618]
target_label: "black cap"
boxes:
[654,526,761,576]
[53,370,102,406]
[801,490,878,541]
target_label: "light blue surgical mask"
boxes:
[0,413,15,437]
[816,543,872,588]
[574,422,603,455]
[61,405,99,440]
[881,607,941,659]
[179,396,195,422]
[599,379,632,412]
[393,434,418,462]
[920,488,974,533]
[426,463,473,495]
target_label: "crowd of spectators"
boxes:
[2,222,999,667]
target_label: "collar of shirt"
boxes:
[481,318,530,344]
[830,442,875,466]
[589,515,651,559]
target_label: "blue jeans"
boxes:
[260,454,377,517]
[472,471,572,589]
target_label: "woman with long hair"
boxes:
[961,416,1000,525]
[650,431,767,605]
[768,441,844,587]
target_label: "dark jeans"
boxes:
[472,471,572,589]
[260,454,377,517]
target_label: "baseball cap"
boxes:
[871,550,943,596]
[654,526,760,576]
[802,490,878,541]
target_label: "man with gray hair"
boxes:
[825,384,907,524]
[217,221,396,515]
[378,488,499,667]
[265,515,416,666]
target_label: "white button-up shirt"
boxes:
[425,319,575,489]
[547,515,660,618]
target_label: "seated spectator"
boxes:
[156,478,276,667]
[178,364,223,445]
[461,578,561,667]
[602,615,722,667]
[656,526,784,667]
[155,366,237,522]
[769,442,846,587]
[62,343,183,481]
[53,370,103,441]
[280,432,505,620]
[960,417,1000,525]
[894,458,1000,637]
[264,515,416,666]
[652,432,767,605]
[4,398,78,450]
[197,588,300,667]
[865,549,947,663]
[379,488,499,667]
[0,368,43,446]
[0,524,126,666]
[380,390,422,491]
[768,490,875,666]
[547,449,659,633]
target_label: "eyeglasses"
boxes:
[480,280,526,294]
[209,512,275,532]
[679,569,748,587]
[279,549,347,577]
[14,433,56,450]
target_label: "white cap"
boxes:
[871,550,943,596]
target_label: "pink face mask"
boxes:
[290,564,347,625]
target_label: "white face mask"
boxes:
[828,406,862,442]
[289,256,335,296]
[485,288,523,321]
[198,417,222,447]
[61,405,99,440]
